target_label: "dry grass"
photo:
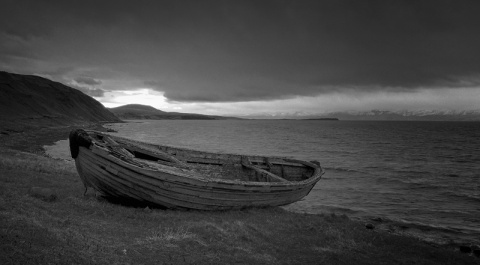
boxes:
[0,148,478,265]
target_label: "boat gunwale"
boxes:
[87,145,323,189]
[83,130,325,188]
[78,148,314,205]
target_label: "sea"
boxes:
[47,119,480,246]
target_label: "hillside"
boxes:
[0,71,120,131]
[109,104,240,120]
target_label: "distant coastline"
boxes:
[278,118,339,121]
[304,118,339,121]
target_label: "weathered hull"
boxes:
[71,130,324,210]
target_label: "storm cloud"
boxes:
[72,86,106,98]
[75,77,102,86]
[1,0,480,103]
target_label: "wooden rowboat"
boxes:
[69,129,324,210]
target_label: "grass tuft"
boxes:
[0,148,478,265]
[143,226,197,246]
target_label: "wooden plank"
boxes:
[106,148,315,192]
[103,135,120,146]
[119,142,191,168]
[78,149,320,210]
[81,148,306,205]
[264,157,273,170]
[84,150,294,201]
[182,156,224,165]
[81,163,145,201]
[81,154,278,209]
[106,132,325,174]
[85,132,323,189]
[103,135,135,158]
[94,131,305,166]
[241,161,289,183]
[79,161,190,209]
[101,133,189,166]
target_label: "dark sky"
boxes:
[1,0,479,113]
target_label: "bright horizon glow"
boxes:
[95,86,480,117]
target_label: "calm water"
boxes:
[105,120,480,245]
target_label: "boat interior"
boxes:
[88,131,317,183]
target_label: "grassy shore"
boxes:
[0,127,478,264]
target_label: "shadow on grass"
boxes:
[99,194,169,210]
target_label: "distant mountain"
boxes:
[322,109,480,121]
[0,71,120,130]
[109,104,241,120]
[240,109,480,121]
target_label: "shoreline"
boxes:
[42,125,478,251]
[1,123,479,263]
[43,138,479,248]
[105,120,480,249]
